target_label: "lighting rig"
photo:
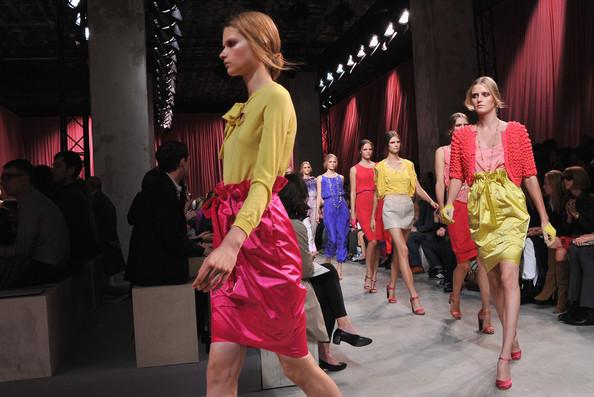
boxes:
[150,0,183,130]
[319,8,410,106]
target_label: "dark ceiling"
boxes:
[0,0,413,117]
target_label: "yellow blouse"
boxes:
[375,159,417,199]
[220,82,297,236]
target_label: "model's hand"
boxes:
[315,209,321,223]
[542,222,557,247]
[192,241,239,292]
[370,218,376,232]
[441,204,455,225]
[350,216,357,229]
[428,200,439,210]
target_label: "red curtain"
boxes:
[324,60,418,177]
[0,105,24,166]
[160,113,225,197]
[494,0,594,146]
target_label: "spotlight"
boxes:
[319,79,325,88]
[154,13,182,37]
[84,27,90,40]
[326,72,334,81]
[153,1,183,22]
[369,35,379,48]
[398,10,409,25]
[336,64,344,74]
[67,0,80,9]
[157,30,180,52]
[357,45,365,58]
[381,42,388,51]
[384,22,395,37]
[346,55,355,66]
[75,13,81,26]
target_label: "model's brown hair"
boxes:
[448,112,470,133]
[226,11,290,80]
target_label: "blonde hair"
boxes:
[299,161,311,174]
[464,76,505,111]
[226,11,290,80]
[448,112,469,132]
[323,154,338,170]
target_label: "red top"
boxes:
[449,121,537,187]
[355,163,376,194]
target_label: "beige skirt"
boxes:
[382,194,414,229]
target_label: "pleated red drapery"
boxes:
[323,61,418,177]
[0,105,24,166]
[493,0,594,146]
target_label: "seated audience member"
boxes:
[0,159,69,289]
[279,174,372,372]
[86,176,125,278]
[126,141,209,286]
[559,234,594,325]
[52,151,98,272]
[407,174,445,278]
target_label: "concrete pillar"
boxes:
[283,72,323,174]
[410,0,477,174]
[88,0,154,257]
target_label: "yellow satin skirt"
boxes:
[467,169,529,272]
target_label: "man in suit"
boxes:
[125,141,208,286]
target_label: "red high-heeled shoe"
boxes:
[386,285,397,303]
[511,350,522,361]
[495,356,512,390]
[449,293,461,320]
[369,278,377,293]
[410,296,425,315]
[478,309,495,334]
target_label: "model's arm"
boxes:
[415,180,438,209]
[524,175,554,244]
[316,176,323,223]
[349,166,357,225]
[434,148,446,208]
[371,168,380,231]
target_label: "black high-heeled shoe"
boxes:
[332,328,372,347]
[319,359,347,372]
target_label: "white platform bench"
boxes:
[0,278,76,382]
[260,342,319,389]
[131,281,200,368]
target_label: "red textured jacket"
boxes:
[449,121,537,187]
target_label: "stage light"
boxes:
[399,10,409,25]
[326,72,334,81]
[336,64,344,74]
[382,42,388,51]
[369,35,379,48]
[357,45,365,58]
[84,27,90,40]
[157,30,180,52]
[153,1,183,22]
[384,22,395,37]
[319,79,325,88]
[75,13,81,26]
[154,13,182,37]
[346,55,355,66]
[67,0,80,9]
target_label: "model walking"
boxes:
[316,154,350,279]
[193,11,340,397]
[371,131,438,313]
[443,76,555,390]
[435,112,494,333]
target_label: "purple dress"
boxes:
[321,176,350,262]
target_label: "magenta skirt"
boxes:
[205,177,308,358]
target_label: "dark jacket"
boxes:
[125,169,204,286]
[90,190,125,276]
[52,180,98,268]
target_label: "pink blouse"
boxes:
[474,141,505,173]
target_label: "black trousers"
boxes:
[568,245,594,309]
[310,263,348,339]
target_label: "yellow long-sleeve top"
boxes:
[220,82,297,236]
[374,158,417,199]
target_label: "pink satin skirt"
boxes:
[206,177,308,358]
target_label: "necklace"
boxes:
[477,121,503,171]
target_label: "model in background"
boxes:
[372,131,438,313]
[435,112,493,333]
[317,154,350,279]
